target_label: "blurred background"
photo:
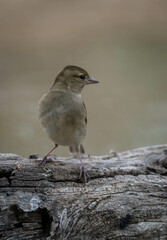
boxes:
[0,0,167,158]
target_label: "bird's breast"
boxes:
[39,92,87,146]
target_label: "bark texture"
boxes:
[0,144,167,240]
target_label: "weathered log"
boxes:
[0,145,167,240]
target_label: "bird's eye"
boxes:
[79,74,85,80]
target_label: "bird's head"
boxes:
[51,65,99,93]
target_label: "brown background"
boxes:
[0,0,167,158]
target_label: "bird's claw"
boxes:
[38,156,53,165]
[79,166,90,184]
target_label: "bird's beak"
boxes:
[85,77,99,85]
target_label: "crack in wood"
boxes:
[0,145,167,239]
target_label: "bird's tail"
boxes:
[69,144,85,155]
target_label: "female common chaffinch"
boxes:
[38,65,99,183]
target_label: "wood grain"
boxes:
[0,145,167,239]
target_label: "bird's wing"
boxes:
[83,101,87,125]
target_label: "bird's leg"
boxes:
[76,147,90,184]
[40,144,58,165]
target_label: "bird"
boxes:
[38,65,99,183]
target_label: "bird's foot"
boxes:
[79,166,90,184]
[38,156,54,165]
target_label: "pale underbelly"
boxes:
[40,111,86,146]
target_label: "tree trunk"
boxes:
[0,145,167,240]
